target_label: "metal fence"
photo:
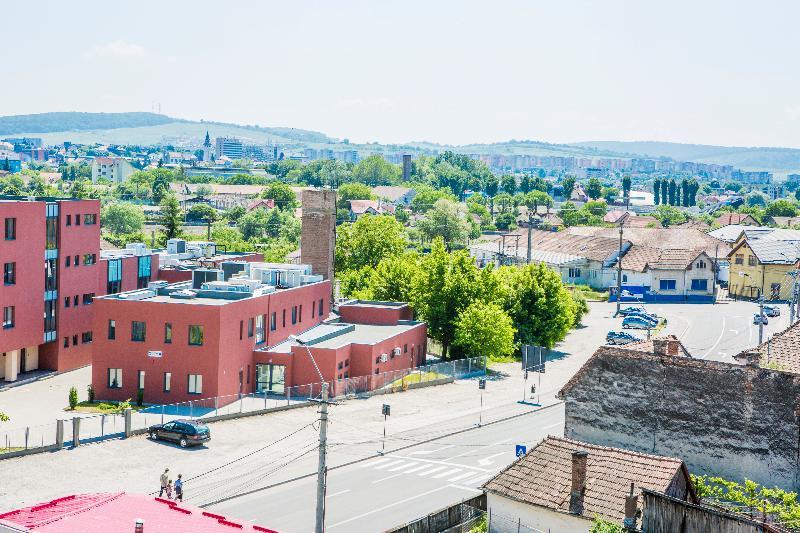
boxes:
[486,510,546,533]
[0,356,486,457]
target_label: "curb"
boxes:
[199,400,564,508]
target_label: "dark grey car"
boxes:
[148,420,210,448]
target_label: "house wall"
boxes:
[563,353,800,490]
[729,242,794,300]
[486,494,591,533]
[338,303,412,325]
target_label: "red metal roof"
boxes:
[0,493,278,532]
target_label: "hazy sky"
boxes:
[3,0,799,147]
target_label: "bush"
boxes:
[87,384,95,403]
[571,292,590,326]
[136,389,144,407]
[68,386,78,410]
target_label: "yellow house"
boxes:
[728,232,800,300]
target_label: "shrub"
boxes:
[136,389,144,407]
[87,384,95,403]
[68,386,78,410]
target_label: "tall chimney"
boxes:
[568,450,588,515]
[623,482,638,531]
[652,338,668,356]
[300,189,336,282]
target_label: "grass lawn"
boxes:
[387,371,447,388]
[567,284,608,301]
[0,447,25,455]
[65,401,145,414]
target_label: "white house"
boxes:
[91,157,136,183]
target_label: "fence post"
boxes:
[468,357,472,376]
[124,408,132,438]
[287,387,291,406]
[264,391,267,410]
[24,427,29,450]
[72,417,80,447]
[190,401,193,419]
[56,419,64,450]
[214,397,218,417]
[161,404,165,424]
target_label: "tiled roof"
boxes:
[349,199,394,214]
[714,213,759,226]
[0,493,277,532]
[748,322,800,374]
[619,245,707,273]
[565,226,729,258]
[770,216,800,228]
[485,230,624,262]
[372,186,413,202]
[483,436,689,522]
[623,215,659,228]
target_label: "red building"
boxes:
[0,492,277,532]
[0,198,161,383]
[92,264,332,404]
[92,267,427,404]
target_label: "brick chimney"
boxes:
[623,482,638,531]
[568,450,588,515]
[652,337,680,357]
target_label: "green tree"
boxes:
[746,191,768,207]
[661,180,668,205]
[583,200,608,217]
[355,252,421,302]
[223,205,246,223]
[260,181,298,210]
[668,179,677,205]
[413,239,485,359]
[0,411,9,422]
[653,178,661,205]
[352,154,401,186]
[500,263,576,348]
[410,184,456,214]
[159,194,183,240]
[765,199,799,217]
[500,174,516,195]
[336,214,408,272]
[102,203,145,235]
[337,182,374,209]
[561,176,576,200]
[453,302,516,360]
[590,517,623,533]
[652,205,687,227]
[519,174,532,194]
[69,179,92,199]
[621,175,632,207]
[186,203,219,223]
[417,199,471,249]
[586,177,602,200]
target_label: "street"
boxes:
[210,405,565,533]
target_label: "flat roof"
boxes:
[265,321,422,353]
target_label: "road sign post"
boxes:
[515,444,527,458]
[478,379,486,427]
[381,404,390,454]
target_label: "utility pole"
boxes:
[526,204,535,264]
[791,271,798,325]
[758,296,765,345]
[315,382,329,533]
[615,220,624,316]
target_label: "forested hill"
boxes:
[0,112,178,135]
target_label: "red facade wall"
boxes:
[338,303,412,325]
[0,202,46,355]
[157,268,192,284]
[92,280,331,404]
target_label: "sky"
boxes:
[2,0,799,148]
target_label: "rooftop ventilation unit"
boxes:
[192,268,223,289]
[167,238,186,254]
[170,290,197,299]
[221,261,247,281]
[125,243,149,256]
[118,289,156,301]
[147,280,168,290]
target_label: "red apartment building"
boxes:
[92,268,427,404]
[0,198,160,383]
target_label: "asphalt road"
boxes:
[210,405,565,533]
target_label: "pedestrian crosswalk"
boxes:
[361,457,494,485]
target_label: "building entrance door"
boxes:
[256,364,285,394]
[19,348,25,373]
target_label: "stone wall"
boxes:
[560,347,800,490]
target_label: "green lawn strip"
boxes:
[64,401,145,414]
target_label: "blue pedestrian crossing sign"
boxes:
[515,444,527,457]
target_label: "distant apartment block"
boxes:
[215,137,244,160]
[91,157,136,183]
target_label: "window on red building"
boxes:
[312,301,316,318]
[189,325,204,346]
[164,323,172,344]
[4,218,16,240]
[248,317,254,338]
[3,262,15,285]
[73,295,78,306]
[2,306,14,329]
[63,337,69,348]
[255,315,265,344]
[138,370,145,390]
[239,320,243,340]
[66,214,71,226]
[318,298,324,317]
[108,320,116,340]
[108,368,122,388]
[282,309,286,327]
[270,312,276,331]
[72,334,78,346]
[291,306,297,325]
[299,305,302,323]
[188,374,203,395]
[82,331,92,343]
[163,372,171,392]
[84,214,97,225]
[131,321,146,342]
[65,256,71,267]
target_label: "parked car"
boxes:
[618,306,646,316]
[148,420,211,448]
[622,316,655,330]
[606,331,641,345]
[753,314,768,325]
[762,305,780,317]
[624,311,659,325]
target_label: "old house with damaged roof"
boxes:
[482,436,696,533]
[558,333,800,491]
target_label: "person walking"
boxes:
[174,474,183,502]
[165,479,173,500]
[159,468,170,497]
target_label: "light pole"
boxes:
[740,272,764,345]
[615,219,625,316]
[289,335,329,533]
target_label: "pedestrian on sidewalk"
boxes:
[159,468,169,497]
[166,479,173,500]
[174,474,183,502]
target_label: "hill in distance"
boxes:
[2,112,799,173]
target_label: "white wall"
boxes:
[488,493,592,533]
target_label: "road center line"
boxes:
[372,473,405,484]
[326,489,351,498]
[702,316,726,359]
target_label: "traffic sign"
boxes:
[382,404,391,416]
[515,444,527,457]
[478,379,486,390]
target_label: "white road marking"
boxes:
[701,317,726,359]
[373,459,405,470]
[388,461,418,472]
[448,471,479,482]
[400,464,432,475]
[372,472,405,484]
[477,452,505,466]
[328,485,455,529]
[449,439,510,460]
[416,466,448,477]
[361,458,393,468]
[326,489,351,498]
[461,472,495,485]
[433,468,462,479]
[448,483,484,494]
[390,455,492,472]
[409,445,455,456]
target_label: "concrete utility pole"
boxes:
[791,271,798,325]
[615,221,624,316]
[290,335,329,533]
[526,207,534,264]
[758,296,765,345]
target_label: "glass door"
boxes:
[256,364,286,394]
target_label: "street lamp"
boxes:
[288,335,328,533]
[739,272,765,345]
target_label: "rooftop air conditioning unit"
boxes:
[380,353,388,363]
[392,347,401,356]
